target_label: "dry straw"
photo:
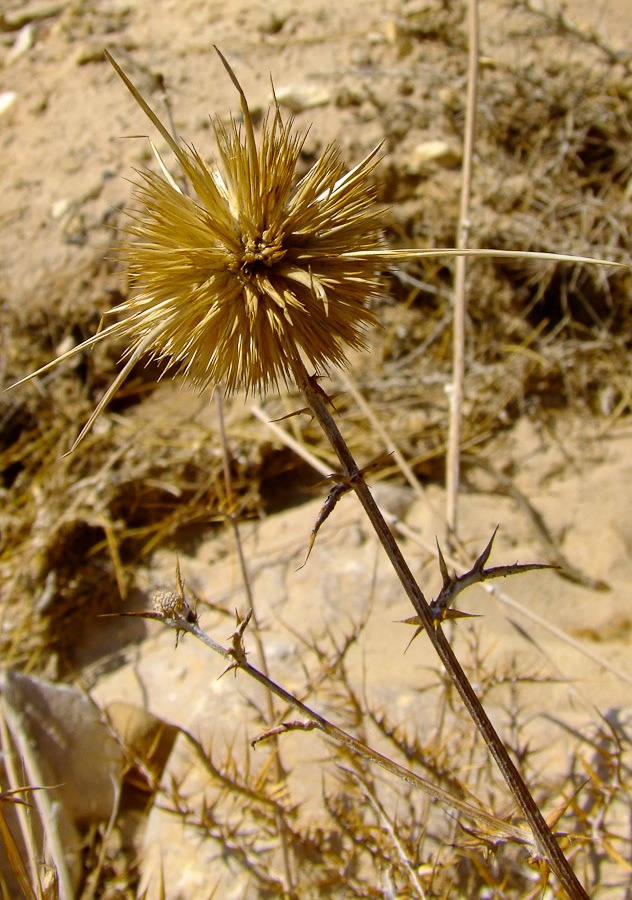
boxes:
[8,44,628,900]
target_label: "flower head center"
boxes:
[240,226,287,275]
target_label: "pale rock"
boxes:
[51,197,71,219]
[74,42,106,66]
[350,45,373,67]
[335,81,366,108]
[0,670,125,825]
[0,91,17,117]
[275,82,331,113]
[405,140,461,173]
[54,334,77,357]
[7,24,34,64]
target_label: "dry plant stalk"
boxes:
[9,47,627,900]
[139,590,534,850]
[446,0,479,537]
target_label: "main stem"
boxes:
[293,362,589,900]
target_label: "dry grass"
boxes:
[63,618,632,899]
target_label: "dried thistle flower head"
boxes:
[14,49,388,449]
[119,52,386,392]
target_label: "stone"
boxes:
[404,140,461,173]
[0,92,17,117]
[275,83,331,113]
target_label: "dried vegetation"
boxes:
[2,1,632,666]
[1,1,632,897]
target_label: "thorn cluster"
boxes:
[401,528,552,648]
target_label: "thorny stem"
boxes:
[292,360,590,900]
[165,612,532,847]
[344,768,428,900]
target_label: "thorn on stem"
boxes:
[220,608,253,677]
[436,537,451,589]
[473,525,499,574]
[252,719,318,749]
[401,528,552,643]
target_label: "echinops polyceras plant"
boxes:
[15,48,389,450]
[12,47,614,900]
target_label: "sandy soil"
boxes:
[1,1,632,898]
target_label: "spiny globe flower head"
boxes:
[119,51,387,394]
[17,49,388,449]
